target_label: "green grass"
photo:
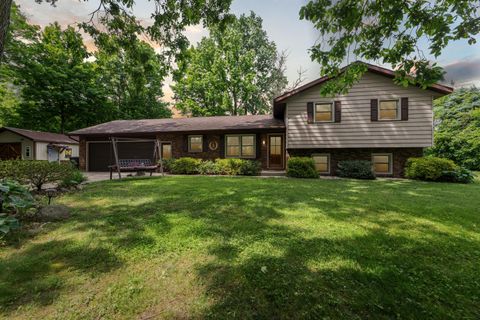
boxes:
[1,176,480,319]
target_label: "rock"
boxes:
[38,205,71,222]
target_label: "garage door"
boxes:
[0,143,21,160]
[87,141,156,171]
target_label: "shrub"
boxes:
[159,158,175,172]
[198,160,218,175]
[170,157,201,174]
[238,160,261,176]
[405,157,457,181]
[0,160,76,190]
[59,169,87,188]
[215,158,244,175]
[406,157,474,183]
[286,157,318,178]
[337,160,376,180]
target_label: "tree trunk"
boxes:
[0,0,13,59]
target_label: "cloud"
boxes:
[443,57,480,87]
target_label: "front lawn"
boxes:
[1,176,479,319]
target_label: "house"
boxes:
[0,127,79,162]
[70,62,452,177]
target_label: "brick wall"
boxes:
[79,138,86,170]
[287,147,423,177]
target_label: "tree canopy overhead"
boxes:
[172,12,288,116]
[300,0,480,95]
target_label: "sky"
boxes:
[16,0,480,102]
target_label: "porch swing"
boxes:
[108,137,166,180]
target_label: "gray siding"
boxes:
[285,72,438,149]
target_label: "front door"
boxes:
[268,135,283,169]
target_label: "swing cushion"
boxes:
[109,159,158,171]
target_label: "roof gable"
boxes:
[0,127,78,144]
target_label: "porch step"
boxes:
[261,170,286,177]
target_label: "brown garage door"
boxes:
[0,143,21,160]
[88,141,156,171]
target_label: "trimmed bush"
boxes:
[159,158,175,172]
[215,158,244,175]
[337,160,376,180]
[0,160,77,190]
[59,169,87,188]
[238,160,262,176]
[405,157,474,183]
[286,157,318,178]
[405,157,456,181]
[198,160,218,175]
[170,157,201,174]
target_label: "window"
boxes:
[315,103,333,122]
[312,154,330,174]
[225,134,256,158]
[379,100,400,120]
[188,135,203,152]
[162,143,172,159]
[25,146,31,158]
[372,153,392,174]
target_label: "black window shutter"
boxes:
[183,135,189,153]
[202,135,208,152]
[256,134,261,159]
[401,97,409,121]
[334,101,341,123]
[371,99,378,121]
[219,135,225,158]
[307,102,314,123]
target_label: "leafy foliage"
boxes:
[429,87,480,170]
[299,0,479,95]
[59,170,87,188]
[170,157,202,174]
[404,156,472,183]
[0,178,34,214]
[286,157,318,178]
[0,160,77,191]
[173,12,287,116]
[337,160,376,180]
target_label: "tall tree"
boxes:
[173,12,288,116]
[429,87,480,170]
[0,0,13,58]
[300,0,480,95]
[14,23,113,133]
[86,9,171,120]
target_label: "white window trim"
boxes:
[225,134,256,159]
[25,146,31,158]
[378,99,401,121]
[372,153,393,175]
[312,153,330,174]
[314,102,334,123]
[188,135,203,153]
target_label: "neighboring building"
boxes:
[0,127,79,162]
[70,62,452,177]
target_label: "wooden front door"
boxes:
[0,143,21,160]
[268,135,283,169]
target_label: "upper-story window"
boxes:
[315,103,334,122]
[188,135,203,152]
[379,100,400,120]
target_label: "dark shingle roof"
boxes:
[1,127,79,144]
[70,115,285,136]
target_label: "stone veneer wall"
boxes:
[287,147,423,177]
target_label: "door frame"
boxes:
[267,133,285,169]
